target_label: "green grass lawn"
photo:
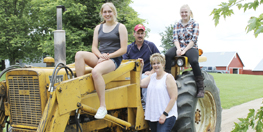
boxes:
[0,71,5,81]
[210,73,263,109]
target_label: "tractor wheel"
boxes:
[172,71,221,132]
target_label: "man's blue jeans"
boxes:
[141,74,148,109]
[148,116,176,132]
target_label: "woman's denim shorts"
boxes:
[110,56,122,70]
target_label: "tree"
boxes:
[0,60,5,71]
[0,0,146,65]
[210,0,263,37]
[159,24,174,54]
[33,0,98,64]
[35,0,146,64]
[0,0,44,65]
[211,0,263,131]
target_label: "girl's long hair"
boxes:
[100,2,118,24]
[181,4,193,19]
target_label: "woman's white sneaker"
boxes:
[94,107,107,119]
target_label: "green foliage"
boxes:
[246,14,263,37]
[112,0,147,43]
[210,0,263,37]
[232,105,263,132]
[159,24,174,54]
[34,0,146,64]
[0,0,44,65]
[210,1,263,131]
[34,0,147,64]
[0,0,146,64]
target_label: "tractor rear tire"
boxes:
[172,71,221,132]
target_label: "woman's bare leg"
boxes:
[92,59,115,107]
[75,51,98,77]
[75,51,116,118]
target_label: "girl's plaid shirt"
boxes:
[173,19,199,49]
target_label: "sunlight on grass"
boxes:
[210,73,263,109]
[0,71,5,81]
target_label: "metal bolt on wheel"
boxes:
[195,91,217,131]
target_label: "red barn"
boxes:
[252,59,263,75]
[199,52,244,74]
[243,59,263,75]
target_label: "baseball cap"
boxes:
[134,24,145,31]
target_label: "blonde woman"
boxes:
[75,2,128,119]
[140,53,178,132]
[165,4,204,98]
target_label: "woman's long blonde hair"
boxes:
[100,2,118,24]
[180,4,193,19]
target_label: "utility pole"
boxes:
[54,5,66,65]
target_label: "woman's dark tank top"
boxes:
[98,23,120,54]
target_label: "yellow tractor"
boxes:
[0,55,221,132]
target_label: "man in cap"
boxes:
[123,24,160,109]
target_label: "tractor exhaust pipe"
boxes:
[54,5,66,66]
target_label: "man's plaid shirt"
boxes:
[173,19,199,49]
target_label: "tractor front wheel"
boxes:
[172,71,221,132]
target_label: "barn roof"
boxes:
[199,52,244,67]
[253,59,263,71]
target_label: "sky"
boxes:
[129,0,263,69]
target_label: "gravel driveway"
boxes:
[221,98,263,132]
